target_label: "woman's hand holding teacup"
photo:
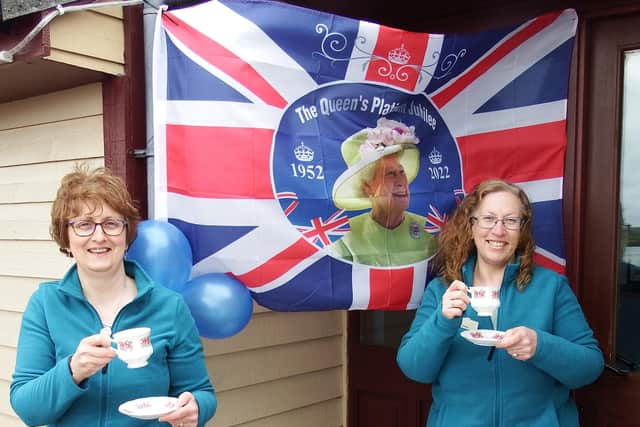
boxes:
[69,333,117,384]
[495,326,538,361]
[158,391,199,427]
[442,280,470,319]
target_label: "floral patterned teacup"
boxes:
[111,327,153,368]
[467,286,500,316]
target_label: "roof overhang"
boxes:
[1,0,77,21]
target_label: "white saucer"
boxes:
[461,329,505,346]
[118,396,179,420]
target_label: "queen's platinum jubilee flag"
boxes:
[152,0,576,311]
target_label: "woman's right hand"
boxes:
[69,333,117,384]
[442,280,470,319]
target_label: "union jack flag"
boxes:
[152,0,576,311]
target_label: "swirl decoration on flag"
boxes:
[313,24,467,82]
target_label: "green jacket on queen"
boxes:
[331,211,437,266]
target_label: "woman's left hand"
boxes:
[158,391,199,427]
[495,326,538,361]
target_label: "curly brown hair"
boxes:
[50,165,141,256]
[433,179,535,290]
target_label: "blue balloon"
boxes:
[126,220,193,292]
[181,273,253,339]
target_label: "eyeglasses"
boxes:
[68,219,128,237]
[470,215,525,230]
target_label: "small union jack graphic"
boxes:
[296,210,350,247]
[425,204,449,233]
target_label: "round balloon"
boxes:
[181,273,253,339]
[126,220,193,292]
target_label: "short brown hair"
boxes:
[433,179,535,289]
[50,165,141,254]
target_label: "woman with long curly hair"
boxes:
[397,179,603,427]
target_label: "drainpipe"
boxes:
[143,0,161,218]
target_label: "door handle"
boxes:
[616,354,638,371]
[605,363,629,375]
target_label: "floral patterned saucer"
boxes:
[118,396,179,420]
[461,329,505,346]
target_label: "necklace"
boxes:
[92,277,132,328]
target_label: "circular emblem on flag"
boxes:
[272,82,462,266]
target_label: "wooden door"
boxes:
[347,310,430,427]
[572,8,640,427]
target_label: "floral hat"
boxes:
[332,117,420,211]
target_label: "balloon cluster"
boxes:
[126,220,253,339]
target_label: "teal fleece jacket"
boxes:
[397,256,603,427]
[10,261,217,426]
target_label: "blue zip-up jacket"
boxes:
[397,256,603,427]
[10,261,217,427]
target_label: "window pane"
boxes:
[360,310,416,348]
[617,49,640,372]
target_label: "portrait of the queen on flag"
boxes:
[328,117,438,267]
[152,0,577,311]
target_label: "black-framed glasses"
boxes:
[470,215,525,230]
[68,219,128,237]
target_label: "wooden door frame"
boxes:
[569,2,640,363]
[102,4,148,217]
[569,5,640,424]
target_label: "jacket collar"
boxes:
[461,253,520,287]
[57,260,155,301]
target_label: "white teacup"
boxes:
[111,327,153,368]
[467,286,500,316]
